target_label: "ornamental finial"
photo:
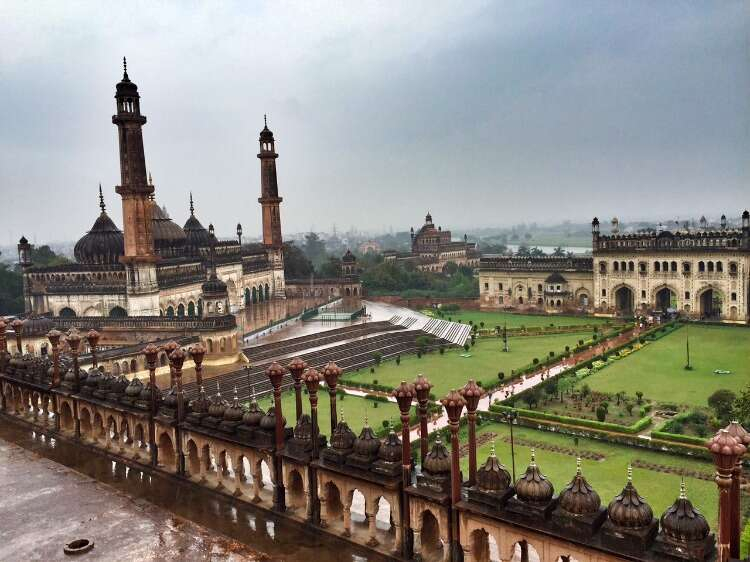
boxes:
[264,113,267,127]
[122,56,128,80]
[680,477,687,499]
[98,183,105,212]
[530,448,536,467]
[576,457,582,476]
[627,464,633,483]
[189,192,194,215]
[490,441,496,458]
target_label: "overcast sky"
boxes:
[1,1,748,245]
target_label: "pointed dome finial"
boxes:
[364,413,369,428]
[264,113,267,127]
[98,183,105,213]
[490,441,496,458]
[340,408,345,422]
[680,477,687,499]
[627,464,633,483]
[530,448,536,467]
[576,457,582,476]
[148,171,153,185]
[122,56,129,80]
[189,192,194,215]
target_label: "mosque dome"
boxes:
[183,194,212,249]
[377,429,402,463]
[515,450,554,504]
[208,387,228,418]
[74,187,124,265]
[223,389,245,421]
[260,406,285,430]
[476,444,512,492]
[189,386,210,414]
[352,421,381,457]
[151,202,187,254]
[558,459,601,516]
[423,435,451,475]
[330,418,356,450]
[124,377,144,398]
[242,392,265,426]
[659,481,709,542]
[293,414,313,440]
[607,468,653,529]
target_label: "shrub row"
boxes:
[489,404,651,434]
[650,431,708,448]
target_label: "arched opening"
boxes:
[79,408,93,439]
[264,284,270,300]
[244,288,251,305]
[420,510,443,559]
[112,362,121,376]
[578,293,589,306]
[655,287,675,312]
[207,339,214,353]
[166,306,175,317]
[614,286,634,315]
[107,416,118,443]
[158,433,176,470]
[187,440,200,477]
[324,481,344,521]
[252,287,258,303]
[59,307,76,318]
[93,412,104,442]
[83,306,102,317]
[699,289,722,320]
[60,402,74,431]
[109,306,127,318]
[470,528,492,562]
[121,361,129,375]
[177,303,185,317]
[130,358,137,373]
[345,287,351,296]
[187,301,196,317]
[287,469,305,510]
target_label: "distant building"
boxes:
[479,213,750,322]
[383,212,479,272]
[357,240,381,254]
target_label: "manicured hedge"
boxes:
[489,404,651,434]
[651,431,707,447]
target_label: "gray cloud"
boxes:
[1,1,747,246]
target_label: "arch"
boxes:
[79,407,93,439]
[121,361,130,375]
[130,358,137,373]
[244,288,251,306]
[698,287,723,320]
[93,412,105,442]
[252,287,258,303]
[287,469,306,510]
[220,337,226,353]
[109,306,127,318]
[324,481,344,520]
[187,301,196,317]
[177,303,186,317]
[186,439,200,477]
[166,305,175,317]
[58,307,76,318]
[112,362,121,376]
[207,339,214,353]
[654,285,677,312]
[82,306,102,317]
[59,401,74,431]
[264,283,270,300]
[420,510,443,559]
[613,285,635,315]
[345,287,351,297]
[158,432,176,470]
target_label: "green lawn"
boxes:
[584,325,750,408]
[463,423,717,527]
[267,390,403,438]
[427,309,610,329]
[343,332,591,397]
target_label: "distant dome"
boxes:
[183,194,212,249]
[342,249,356,263]
[152,203,187,254]
[74,190,124,265]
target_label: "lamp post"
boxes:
[724,422,750,559]
[441,389,466,561]
[86,329,100,369]
[169,345,186,474]
[163,340,179,387]
[460,379,483,485]
[302,367,322,523]
[266,361,287,511]
[322,361,342,434]
[288,357,308,422]
[236,223,243,245]
[11,318,24,355]
[708,429,746,562]
[188,342,206,387]
[392,380,415,560]
[414,374,433,466]
[498,408,519,483]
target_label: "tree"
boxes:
[732,385,750,427]
[523,390,540,409]
[552,246,566,257]
[625,402,634,416]
[0,261,23,314]
[372,352,382,366]
[615,391,625,406]
[302,232,328,267]
[635,391,644,404]
[283,242,313,278]
[596,405,607,422]
[708,389,736,424]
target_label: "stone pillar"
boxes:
[343,503,352,537]
[393,522,402,552]
[392,380,415,560]
[441,389,466,561]
[66,329,82,438]
[47,329,62,388]
[266,361,287,511]
[463,546,474,562]
[234,459,244,497]
[322,361,342,434]
[85,329,100,369]
[303,367,322,524]
[188,343,206,388]
[169,345,186,475]
[724,422,750,559]
[319,495,328,528]
[143,343,159,467]
[287,357,307,422]
[11,319,24,355]
[414,374,433,465]
[460,379,483,485]
[252,463,263,502]
[708,429,746,562]
[412,528,422,558]
[367,508,379,546]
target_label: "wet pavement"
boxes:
[0,418,385,562]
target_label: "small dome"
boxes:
[138,381,153,401]
[162,386,178,408]
[423,435,451,475]
[559,459,601,515]
[152,203,187,253]
[223,388,245,421]
[330,418,356,450]
[74,206,124,265]
[189,386,210,414]
[515,450,554,503]
[183,194,212,249]
[115,61,139,97]
[85,367,102,388]
[352,421,381,457]
[110,374,129,394]
[342,249,356,263]
[476,444,511,492]
[260,406,285,430]
[208,388,228,418]
[96,371,114,392]
[22,315,55,336]
[202,274,228,297]
[545,272,567,284]
[377,429,402,463]
[259,118,274,141]
[124,377,144,398]
[242,391,265,426]
[660,481,710,542]
[293,414,313,440]
[607,467,653,529]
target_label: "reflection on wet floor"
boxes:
[0,418,388,562]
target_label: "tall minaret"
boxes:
[257,115,283,249]
[112,58,160,316]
